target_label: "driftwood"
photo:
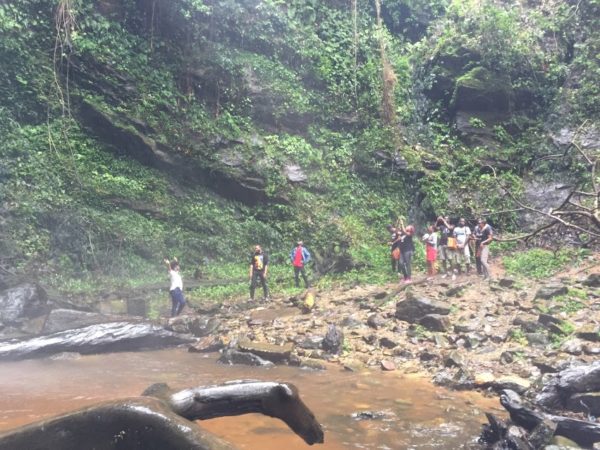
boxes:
[500,389,600,447]
[0,381,324,449]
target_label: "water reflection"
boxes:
[0,349,502,449]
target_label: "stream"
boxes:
[0,348,503,449]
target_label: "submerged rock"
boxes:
[218,348,274,367]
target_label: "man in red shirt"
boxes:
[290,241,311,288]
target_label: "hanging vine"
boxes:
[374,0,397,126]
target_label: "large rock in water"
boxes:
[42,309,138,334]
[0,397,237,450]
[395,293,451,323]
[0,322,195,361]
[0,284,48,324]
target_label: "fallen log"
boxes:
[0,381,324,449]
[500,389,600,447]
[144,380,324,445]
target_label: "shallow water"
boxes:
[0,349,502,449]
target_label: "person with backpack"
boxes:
[475,218,493,279]
[290,240,311,288]
[453,218,472,274]
[163,257,186,317]
[249,245,269,301]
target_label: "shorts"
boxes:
[438,245,455,261]
[426,245,437,262]
[455,246,471,265]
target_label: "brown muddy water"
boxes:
[0,349,503,449]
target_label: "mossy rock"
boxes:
[451,67,513,114]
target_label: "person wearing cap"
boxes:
[249,245,270,301]
[290,240,311,288]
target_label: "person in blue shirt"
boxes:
[290,240,311,288]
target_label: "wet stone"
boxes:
[299,359,327,371]
[535,284,568,300]
[560,339,583,355]
[380,360,396,371]
[583,273,600,287]
[367,314,387,329]
[395,293,450,323]
[525,332,550,347]
[444,351,465,369]
[188,336,224,353]
[217,348,274,367]
[379,337,398,349]
[499,278,516,288]
[576,326,600,342]
[238,340,294,363]
[566,392,600,415]
[418,314,450,332]
[297,336,323,350]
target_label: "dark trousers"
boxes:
[400,251,413,279]
[294,266,309,288]
[169,288,185,317]
[250,270,269,300]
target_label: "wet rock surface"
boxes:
[0,322,195,361]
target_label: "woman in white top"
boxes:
[164,257,186,316]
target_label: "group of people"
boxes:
[164,217,493,316]
[248,241,311,302]
[164,241,312,316]
[389,216,494,282]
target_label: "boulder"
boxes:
[0,322,195,361]
[237,340,293,363]
[379,337,398,349]
[576,326,600,342]
[367,314,386,330]
[322,324,344,355]
[583,273,600,287]
[166,315,220,337]
[395,293,450,323]
[42,309,132,334]
[217,348,274,367]
[188,336,225,353]
[535,284,568,300]
[451,67,512,114]
[566,392,600,416]
[419,314,450,332]
[0,284,48,324]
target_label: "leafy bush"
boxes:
[503,248,579,279]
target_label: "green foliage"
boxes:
[503,248,580,280]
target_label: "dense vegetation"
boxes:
[0,0,598,297]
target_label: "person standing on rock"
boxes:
[290,240,311,288]
[398,222,415,284]
[249,245,269,301]
[476,218,493,279]
[164,257,186,317]
[453,218,472,274]
[422,224,438,278]
[435,216,455,276]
